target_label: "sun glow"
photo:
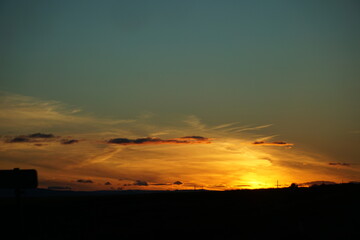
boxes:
[1,93,359,191]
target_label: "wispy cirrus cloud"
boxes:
[184,115,205,130]
[233,124,273,133]
[218,124,272,133]
[1,92,358,191]
[211,122,239,130]
[0,92,134,134]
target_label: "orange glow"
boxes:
[1,93,358,191]
[1,136,358,191]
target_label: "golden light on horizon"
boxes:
[2,134,357,191]
[1,93,359,191]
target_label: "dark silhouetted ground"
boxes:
[1,183,359,240]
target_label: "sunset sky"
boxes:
[0,0,359,191]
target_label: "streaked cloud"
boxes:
[184,115,205,130]
[77,179,94,184]
[329,162,351,166]
[61,139,79,145]
[298,181,337,187]
[133,180,148,186]
[3,133,80,146]
[0,92,134,134]
[6,133,56,143]
[254,135,279,142]
[7,136,31,143]
[1,92,358,191]
[252,141,294,146]
[108,136,211,145]
[211,122,239,130]
[234,124,273,133]
[220,124,272,133]
[28,133,55,138]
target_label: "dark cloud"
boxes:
[151,183,170,186]
[9,136,30,143]
[252,141,293,146]
[329,162,351,166]
[173,181,183,185]
[134,137,165,144]
[108,136,211,145]
[104,182,112,185]
[176,136,211,143]
[61,139,79,145]
[7,133,55,143]
[133,180,148,186]
[181,136,208,140]
[77,179,94,184]
[109,138,134,144]
[261,157,273,163]
[298,181,337,187]
[48,186,72,190]
[108,137,180,145]
[5,133,80,146]
[28,133,55,138]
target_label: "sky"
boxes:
[0,0,359,191]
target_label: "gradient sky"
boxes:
[0,0,359,190]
